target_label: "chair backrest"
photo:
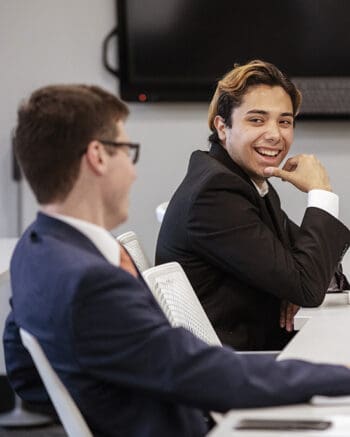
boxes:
[0,238,18,373]
[19,328,93,437]
[117,231,151,273]
[0,272,12,374]
[144,263,224,424]
[155,201,169,223]
[143,262,221,346]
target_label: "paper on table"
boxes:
[311,395,350,405]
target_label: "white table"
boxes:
[294,293,349,330]
[280,313,350,365]
[208,403,350,436]
[209,292,350,436]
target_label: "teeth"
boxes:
[257,148,279,157]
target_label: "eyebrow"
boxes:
[246,109,294,117]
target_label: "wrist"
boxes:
[308,184,332,192]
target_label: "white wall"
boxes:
[1,0,350,262]
[0,0,117,234]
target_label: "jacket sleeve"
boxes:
[71,267,350,413]
[3,308,50,404]
[187,173,350,306]
[285,212,350,292]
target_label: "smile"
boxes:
[255,148,281,157]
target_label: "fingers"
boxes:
[280,301,299,332]
[280,300,287,328]
[264,167,296,184]
[263,154,331,193]
[265,155,301,177]
[264,166,282,177]
[285,303,300,332]
[285,304,294,332]
[264,155,301,177]
[282,156,299,172]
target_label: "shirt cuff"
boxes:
[307,189,339,219]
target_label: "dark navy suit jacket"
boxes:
[4,213,350,436]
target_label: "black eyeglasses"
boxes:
[98,140,140,164]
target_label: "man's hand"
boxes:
[264,154,332,193]
[280,300,300,332]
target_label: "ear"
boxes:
[213,115,227,143]
[84,140,108,175]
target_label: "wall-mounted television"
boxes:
[114,0,350,118]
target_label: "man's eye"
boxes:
[249,118,264,123]
[280,119,293,126]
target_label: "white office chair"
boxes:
[143,262,279,356]
[143,262,222,424]
[19,328,93,437]
[117,231,151,273]
[143,262,221,346]
[155,201,169,224]
[143,262,281,425]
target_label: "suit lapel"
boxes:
[264,187,290,247]
[209,142,290,247]
[256,195,280,236]
[209,142,254,186]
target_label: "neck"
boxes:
[42,203,103,227]
[250,175,266,188]
[41,191,121,231]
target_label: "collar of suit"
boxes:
[208,141,289,246]
[35,212,139,277]
[209,142,269,197]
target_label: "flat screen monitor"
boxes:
[117,0,350,117]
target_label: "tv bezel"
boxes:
[116,0,350,119]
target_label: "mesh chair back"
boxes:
[20,328,93,437]
[143,262,224,423]
[117,231,151,273]
[143,262,221,346]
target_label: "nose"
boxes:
[264,121,281,144]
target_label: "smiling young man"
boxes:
[214,84,294,186]
[156,60,350,351]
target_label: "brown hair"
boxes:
[14,84,129,204]
[208,60,302,143]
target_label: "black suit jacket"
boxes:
[156,142,350,350]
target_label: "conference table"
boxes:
[209,291,350,436]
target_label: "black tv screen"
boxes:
[117,0,350,117]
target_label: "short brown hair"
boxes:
[14,84,129,204]
[208,60,302,143]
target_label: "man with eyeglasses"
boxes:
[5,84,350,437]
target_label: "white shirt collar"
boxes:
[250,179,269,197]
[44,212,120,267]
